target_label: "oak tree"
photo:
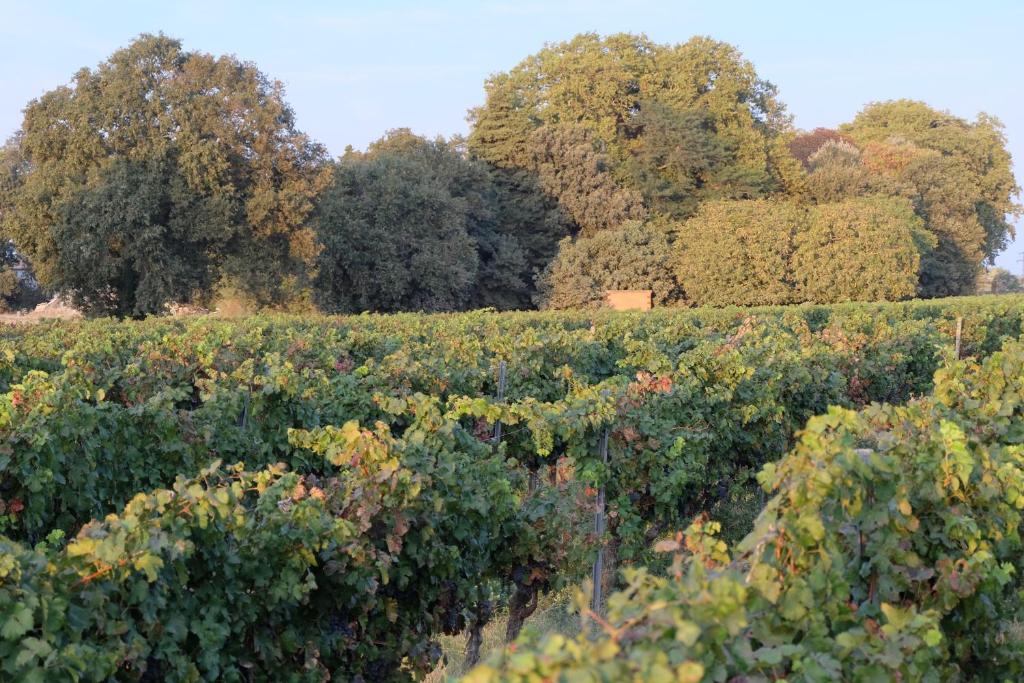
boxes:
[3,34,329,317]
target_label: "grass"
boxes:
[425,589,580,681]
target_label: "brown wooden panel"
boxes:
[604,290,652,311]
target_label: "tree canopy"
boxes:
[839,101,1020,295]
[468,33,799,227]
[675,200,802,307]
[1,33,329,316]
[527,125,646,236]
[315,132,480,313]
[315,129,564,313]
[793,196,931,303]
[674,197,932,307]
[0,34,1019,317]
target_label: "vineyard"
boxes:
[2,296,1024,681]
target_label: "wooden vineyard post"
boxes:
[954,317,963,359]
[492,360,507,444]
[590,427,611,614]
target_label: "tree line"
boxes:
[0,32,1019,317]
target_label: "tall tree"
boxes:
[2,34,329,317]
[315,131,482,313]
[344,129,564,310]
[623,101,771,219]
[841,100,1021,296]
[50,153,236,316]
[468,33,795,225]
[527,125,646,236]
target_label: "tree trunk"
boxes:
[464,600,492,668]
[465,622,484,668]
[599,525,620,610]
[505,582,539,642]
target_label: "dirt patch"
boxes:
[0,296,82,325]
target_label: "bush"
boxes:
[536,221,683,309]
[792,196,931,302]
[675,200,802,307]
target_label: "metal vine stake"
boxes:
[954,317,963,360]
[590,427,610,614]
[492,360,507,444]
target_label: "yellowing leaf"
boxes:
[134,553,164,582]
[677,661,705,683]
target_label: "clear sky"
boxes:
[2,0,1022,270]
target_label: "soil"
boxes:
[0,296,82,324]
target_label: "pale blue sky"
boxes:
[2,0,1022,269]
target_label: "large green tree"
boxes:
[527,125,646,236]
[2,34,329,317]
[315,131,482,313]
[50,153,237,316]
[839,100,1021,296]
[367,130,536,309]
[316,129,570,312]
[676,196,935,308]
[468,33,798,226]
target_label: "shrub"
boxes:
[675,200,802,307]
[792,196,931,302]
[536,221,683,309]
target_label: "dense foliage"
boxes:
[468,339,1024,681]
[314,130,566,313]
[469,33,798,219]
[535,221,680,309]
[674,197,934,307]
[0,34,1018,316]
[2,296,1024,679]
[675,200,802,307]
[1,34,330,316]
[316,132,482,313]
[799,100,1023,297]
[793,196,931,302]
[527,125,646,237]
